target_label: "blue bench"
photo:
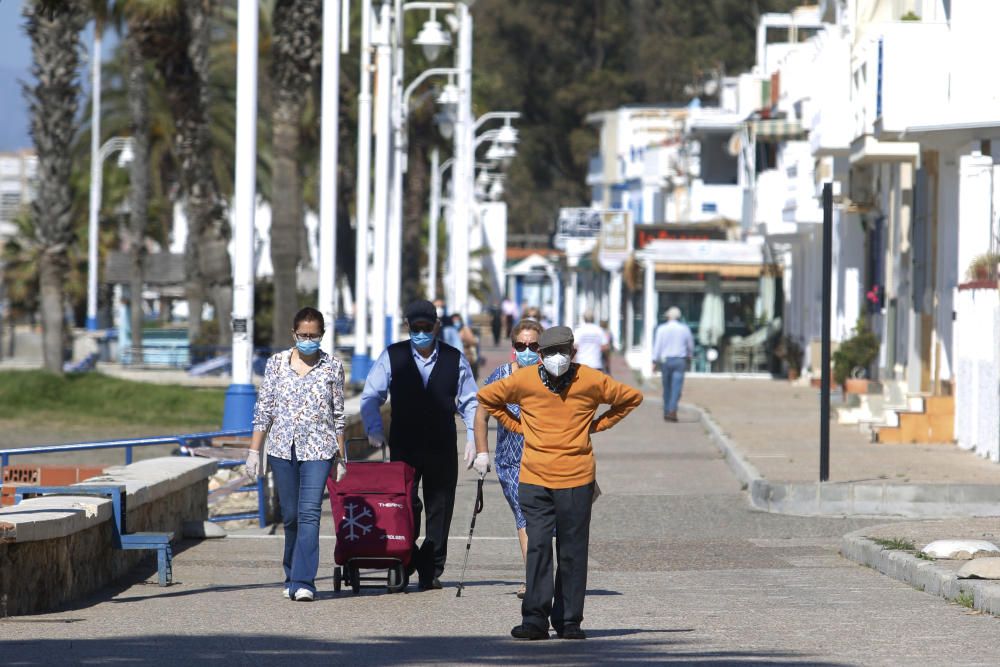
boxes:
[11,484,174,586]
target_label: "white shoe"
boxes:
[293,588,315,601]
[283,588,290,599]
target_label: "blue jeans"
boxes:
[661,357,686,415]
[269,448,333,595]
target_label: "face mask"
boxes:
[515,349,539,367]
[542,352,570,377]
[410,331,435,350]
[296,339,321,356]
[435,307,445,317]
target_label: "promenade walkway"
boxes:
[4,341,1000,664]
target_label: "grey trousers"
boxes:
[519,481,595,631]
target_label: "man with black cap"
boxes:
[477,325,643,640]
[360,299,484,590]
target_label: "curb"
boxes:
[686,402,1000,518]
[840,527,1000,617]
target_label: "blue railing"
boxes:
[0,429,268,528]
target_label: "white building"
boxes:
[0,150,36,242]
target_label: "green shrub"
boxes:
[833,318,880,385]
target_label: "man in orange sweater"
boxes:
[476,325,643,640]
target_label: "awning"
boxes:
[652,262,780,278]
[750,119,807,141]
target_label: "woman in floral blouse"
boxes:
[246,307,347,601]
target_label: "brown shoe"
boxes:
[666,412,678,422]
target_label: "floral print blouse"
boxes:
[251,349,346,461]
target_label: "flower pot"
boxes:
[844,378,870,395]
[787,368,800,381]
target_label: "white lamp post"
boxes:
[86,136,134,332]
[351,0,375,382]
[222,0,259,429]
[318,0,342,355]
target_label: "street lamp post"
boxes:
[318,0,342,355]
[86,136,134,332]
[351,0,375,382]
[370,0,393,362]
[222,0,260,429]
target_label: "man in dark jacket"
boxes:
[360,300,482,589]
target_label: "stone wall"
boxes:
[0,458,215,617]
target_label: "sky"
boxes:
[0,1,117,152]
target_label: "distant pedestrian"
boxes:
[489,301,503,346]
[246,307,348,602]
[473,318,545,599]
[452,314,480,381]
[477,326,643,640]
[360,300,480,590]
[599,319,613,375]
[501,297,517,337]
[573,310,610,372]
[652,307,694,422]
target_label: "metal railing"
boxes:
[0,429,268,528]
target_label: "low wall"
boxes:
[954,286,1000,462]
[0,457,216,616]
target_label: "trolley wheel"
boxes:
[333,566,342,592]
[350,566,361,595]
[387,565,403,593]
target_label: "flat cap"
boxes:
[404,299,437,324]
[537,325,574,350]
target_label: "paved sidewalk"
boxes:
[679,377,1000,516]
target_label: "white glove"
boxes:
[368,433,386,450]
[245,450,260,481]
[463,440,476,468]
[335,458,348,483]
[472,452,490,477]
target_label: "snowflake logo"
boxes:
[340,503,373,541]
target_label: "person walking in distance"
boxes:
[360,300,482,591]
[473,318,544,599]
[477,326,643,640]
[652,306,694,422]
[245,307,348,602]
[501,296,517,338]
[573,310,610,372]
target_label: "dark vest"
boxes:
[386,341,460,468]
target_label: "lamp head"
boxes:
[415,18,451,62]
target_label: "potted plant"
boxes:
[965,252,1000,282]
[775,335,804,380]
[833,318,880,394]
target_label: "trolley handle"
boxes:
[344,436,389,463]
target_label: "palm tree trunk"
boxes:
[126,33,150,364]
[271,100,303,347]
[23,2,87,374]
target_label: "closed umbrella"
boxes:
[755,273,776,323]
[698,273,725,347]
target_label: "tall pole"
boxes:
[319,0,341,355]
[222,0,259,429]
[370,0,393,361]
[451,2,472,321]
[352,0,374,382]
[820,182,833,482]
[429,148,440,300]
[387,0,403,343]
[86,24,102,332]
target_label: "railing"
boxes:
[0,429,268,528]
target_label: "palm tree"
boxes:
[269,0,321,347]
[23,2,88,373]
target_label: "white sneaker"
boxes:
[293,588,315,602]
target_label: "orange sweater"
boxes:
[476,364,643,488]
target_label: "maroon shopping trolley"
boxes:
[327,438,416,594]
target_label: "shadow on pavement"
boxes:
[0,633,855,666]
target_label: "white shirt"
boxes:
[574,322,609,370]
[652,320,694,361]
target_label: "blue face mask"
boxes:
[296,339,321,356]
[410,332,435,350]
[515,349,539,367]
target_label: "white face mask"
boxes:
[542,352,571,377]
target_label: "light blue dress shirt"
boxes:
[360,340,478,444]
[652,320,694,361]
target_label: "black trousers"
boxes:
[519,481,594,631]
[410,453,458,581]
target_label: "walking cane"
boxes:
[455,475,485,597]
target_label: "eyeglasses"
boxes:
[513,341,539,352]
[409,322,435,334]
[294,332,323,342]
